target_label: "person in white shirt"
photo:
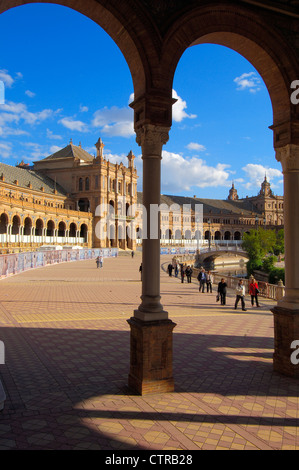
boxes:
[235,279,247,311]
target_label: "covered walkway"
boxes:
[0,254,298,450]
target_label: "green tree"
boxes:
[242,228,277,277]
[273,229,284,255]
[242,228,276,260]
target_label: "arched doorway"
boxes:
[46,220,55,237]
[224,231,231,241]
[24,217,32,236]
[12,215,21,236]
[0,213,8,235]
[35,219,44,237]
[69,223,77,239]
[80,224,88,243]
[58,221,66,238]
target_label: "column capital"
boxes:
[135,124,170,157]
[275,144,299,172]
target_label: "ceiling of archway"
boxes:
[131,0,299,39]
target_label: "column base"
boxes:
[272,305,299,378]
[127,316,176,395]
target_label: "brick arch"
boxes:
[162,4,299,128]
[0,0,148,96]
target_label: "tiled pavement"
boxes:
[0,252,298,450]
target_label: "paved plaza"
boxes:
[0,252,298,450]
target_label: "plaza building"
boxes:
[135,178,284,249]
[0,160,92,254]
[0,136,283,255]
[0,138,138,253]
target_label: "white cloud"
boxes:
[80,105,89,113]
[172,89,197,122]
[49,145,63,154]
[25,90,36,98]
[242,163,282,189]
[0,142,12,159]
[58,117,88,133]
[0,70,14,88]
[92,106,134,137]
[105,153,128,165]
[186,142,206,152]
[158,150,231,193]
[46,128,62,140]
[0,101,58,126]
[234,72,262,93]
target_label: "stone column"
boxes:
[272,144,299,376]
[127,124,176,395]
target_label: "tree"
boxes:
[273,229,284,255]
[242,228,277,276]
[242,228,276,259]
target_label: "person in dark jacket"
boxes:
[185,265,193,283]
[167,263,173,276]
[217,278,227,305]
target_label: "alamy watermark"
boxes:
[0,81,4,105]
[0,341,4,365]
[291,80,299,105]
[290,340,299,365]
[95,199,203,241]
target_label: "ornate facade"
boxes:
[135,178,283,247]
[0,138,283,255]
[0,138,138,253]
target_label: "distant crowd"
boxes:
[167,261,261,311]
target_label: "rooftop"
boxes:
[0,162,67,197]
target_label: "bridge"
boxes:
[195,245,249,270]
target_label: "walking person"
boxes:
[185,265,193,283]
[139,263,142,281]
[217,278,227,305]
[197,268,207,292]
[131,250,134,258]
[174,263,179,278]
[96,256,100,268]
[99,256,103,268]
[206,270,213,293]
[249,277,260,307]
[235,279,247,311]
[167,263,173,277]
[180,263,185,283]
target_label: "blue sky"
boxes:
[0,3,283,199]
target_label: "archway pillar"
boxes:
[127,123,176,395]
[272,144,299,377]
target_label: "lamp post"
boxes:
[255,216,259,231]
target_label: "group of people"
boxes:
[217,277,260,310]
[95,256,103,268]
[167,262,193,283]
[167,262,261,311]
[197,268,213,292]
